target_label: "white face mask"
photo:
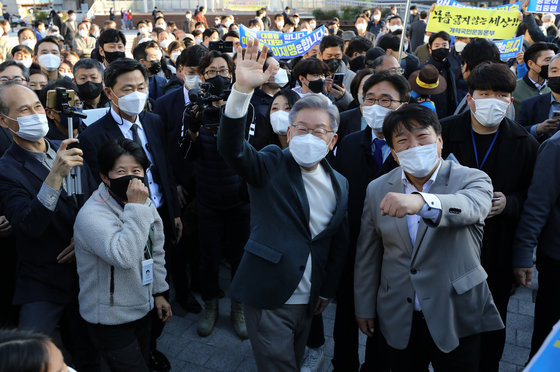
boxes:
[184,74,201,90]
[472,97,509,128]
[3,113,49,142]
[356,24,367,32]
[363,104,392,132]
[139,27,148,35]
[195,38,202,44]
[373,14,381,21]
[171,50,182,61]
[156,23,167,29]
[69,15,76,21]
[16,59,32,68]
[274,68,289,86]
[397,143,440,178]
[79,29,89,38]
[223,20,233,28]
[454,41,467,53]
[21,38,36,49]
[60,72,73,79]
[270,110,290,135]
[289,133,331,168]
[388,25,403,33]
[38,54,61,71]
[159,39,171,49]
[113,90,147,116]
[424,34,430,44]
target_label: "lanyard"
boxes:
[471,127,500,169]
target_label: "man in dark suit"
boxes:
[218,40,349,370]
[517,54,560,142]
[441,63,538,372]
[332,71,407,371]
[0,82,99,371]
[409,11,428,53]
[78,58,181,372]
[153,45,209,314]
[60,10,77,47]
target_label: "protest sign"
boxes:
[494,36,524,59]
[527,0,560,14]
[222,0,268,11]
[436,0,522,11]
[427,5,521,39]
[239,25,326,58]
[524,320,560,371]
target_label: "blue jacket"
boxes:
[218,112,349,311]
[149,75,168,101]
[0,140,96,305]
[78,111,180,230]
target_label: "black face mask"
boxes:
[432,47,450,62]
[206,75,231,96]
[324,58,341,73]
[539,64,549,80]
[548,76,560,93]
[77,81,104,100]
[148,60,162,75]
[308,78,325,93]
[107,175,145,202]
[328,27,336,35]
[104,50,125,64]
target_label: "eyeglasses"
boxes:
[363,96,402,108]
[0,76,26,83]
[387,67,404,75]
[292,124,334,137]
[204,69,230,78]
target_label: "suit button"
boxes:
[407,297,412,303]
[299,266,305,271]
[410,268,417,274]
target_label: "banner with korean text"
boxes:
[436,0,522,11]
[239,25,326,58]
[427,5,521,39]
[527,0,560,14]
[494,36,524,59]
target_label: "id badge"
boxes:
[142,259,154,286]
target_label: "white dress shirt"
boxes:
[110,107,163,208]
[401,161,443,311]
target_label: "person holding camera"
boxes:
[183,50,250,340]
[0,82,99,371]
[74,138,171,371]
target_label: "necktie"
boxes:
[130,124,143,148]
[372,138,386,168]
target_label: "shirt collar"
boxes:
[400,160,442,192]
[110,106,140,131]
[183,85,191,105]
[528,75,546,91]
[550,93,560,105]
[17,138,56,161]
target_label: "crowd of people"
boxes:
[0,0,559,371]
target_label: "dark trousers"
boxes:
[530,251,560,357]
[19,301,100,372]
[87,313,152,372]
[197,203,250,301]
[307,314,325,348]
[0,234,18,327]
[479,272,511,372]
[387,312,481,372]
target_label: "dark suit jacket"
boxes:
[410,20,427,52]
[61,20,77,45]
[0,140,96,305]
[0,127,12,157]
[441,111,538,284]
[517,92,552,142]
[337,107,362,145]
[78,111,180,230]
[218,112,349,312]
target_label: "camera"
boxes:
[185,80,231,128]
[209,40,233,53]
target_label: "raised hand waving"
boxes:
[234,39,275,94]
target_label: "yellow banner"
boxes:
[427,4,520,40]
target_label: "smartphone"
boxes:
[209,40,233,53]
[333,73,344,87]
[492,197,500,201]
[46,89,76,109]
[553,111,560,119]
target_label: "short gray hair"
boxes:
[0,82,34,116]
[288,94,340,132]
[550,53,560,66]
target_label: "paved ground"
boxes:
[155,265,537,372]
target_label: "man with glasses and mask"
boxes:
[441,63,538,372]
[218,40,349,371]
[354,103,504,371]
[78,58,181,372]
[332,71,408,370]
[0,82,100,371]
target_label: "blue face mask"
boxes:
[59,108,83,131]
